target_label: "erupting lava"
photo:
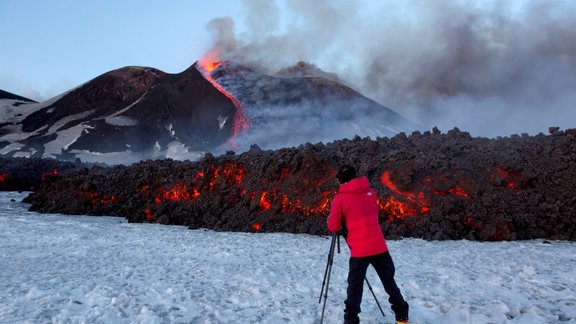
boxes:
[379,171,431,220]
[102,160,336,227]
[256,189,335,216]
[196,52,249,146]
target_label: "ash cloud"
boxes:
[206,0,576,137]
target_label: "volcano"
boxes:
[201,61,418,152]
[0,89,36,103]
[0,61,417,164]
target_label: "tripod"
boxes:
[318,231,386,323]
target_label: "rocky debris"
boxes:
[22,127,576,241]
[0,157,82,191]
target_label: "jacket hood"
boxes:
[338,176,370,194]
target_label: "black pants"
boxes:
[344,252,409,323]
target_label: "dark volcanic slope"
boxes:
[62,65,237,155]
[2,61,419,163]
[1,65,238,162]
[210,62,418,151]
[21,67,166,132]
[23,127,576,241]
[0,89,36,102]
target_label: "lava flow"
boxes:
[379,170,431,220]
[196,53,249,145]
[0,172,7,183]
[495,167,522,189]
[40,169,59,180]
[84,192,117,205]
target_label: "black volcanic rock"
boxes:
[0,157,81,191]
[23,128,576,241]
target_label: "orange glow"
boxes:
[463,217,480,229]
[252,223,262,231]
[280,167,290,181]
[259,191,272,210]
[257,189,335,216]
[379,196,411,221]
[197,50,220,72]
[140,162,246,218]
[307,197,331,215]
[448,186,471,198]
[197,51,249,147]
[379,171,430,220]
[0,172,7,183]
[208,162,246,190]
[203,61,220,72]
[41,169,59,180]
[144,208,154,221]
[84,192,117,205]
[162,182,191,202]
[495,167,520,189]
[135,161,335,224]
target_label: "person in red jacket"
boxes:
[327,165,409,324]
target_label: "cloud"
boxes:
[205,0,576,137]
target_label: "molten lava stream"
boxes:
[196,58,249,147]
[379,171,431,220]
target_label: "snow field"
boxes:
[0,192,575,323]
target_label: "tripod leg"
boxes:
[320,255,333,324]
[318,234,337,303]
[319,233,338,324]
[365,277,386,318]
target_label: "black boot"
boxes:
[343,310,360,324]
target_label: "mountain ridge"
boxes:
[1,61,418,164]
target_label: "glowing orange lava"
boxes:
[254,188,335,216]
[259,191,272,211]
[379,171,430,220]
[496,167,520,189]
[0,172,7,183]
[197,52,249,146]
[448,186,471,198]
[210,162,245,188]
[144,208,154,221]
[161,182,191,202]
[84,192,117,205]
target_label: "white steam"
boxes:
[206,0,576,137]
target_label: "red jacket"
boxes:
[327,176,388,257]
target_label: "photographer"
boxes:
[327,165,409,324]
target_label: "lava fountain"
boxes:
[196,52,249,147]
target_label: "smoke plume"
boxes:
[206,0,576,137]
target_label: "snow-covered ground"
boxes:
[0,191,574,324]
